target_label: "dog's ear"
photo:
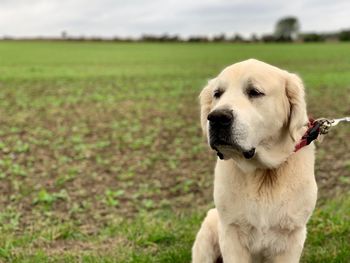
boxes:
[286,73,308,141]
[199,79,215,136]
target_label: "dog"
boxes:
[192,59,317,263]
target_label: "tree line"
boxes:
[2,17,350,43]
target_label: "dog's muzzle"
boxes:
[208,109,255,160]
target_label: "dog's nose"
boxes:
[207,109,233,126]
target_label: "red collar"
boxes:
[294,118,322,152]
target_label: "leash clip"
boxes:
[315,118,333,135]
[316,116,350,135]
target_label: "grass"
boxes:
[0,41,349,262]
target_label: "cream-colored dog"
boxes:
[192,59,317,263]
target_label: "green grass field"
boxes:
[0,42,349,262]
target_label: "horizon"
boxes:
[1,26,348,41]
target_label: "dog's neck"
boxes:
[224,143,314,195]
[232,126,307,174]
[257,128,303,167]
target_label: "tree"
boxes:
[229,33,244,43]
[212,33,226,42]
[261,34,275,43]
[274,16,300,41]
[339,30,350,41]
[250,33,259,42]
[301,33,324,42]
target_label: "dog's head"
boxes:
[200,59,308,169]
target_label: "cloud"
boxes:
[0,0,349,37]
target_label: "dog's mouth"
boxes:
[209,128,256,160]
[211,142,256,160]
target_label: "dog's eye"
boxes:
[247,87,265,98]
[213,89,223,99]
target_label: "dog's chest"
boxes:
[232,203,298,254]
[214,169,305,254]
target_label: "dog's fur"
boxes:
[192,59,317,263]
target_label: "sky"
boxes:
[0,0,349,38]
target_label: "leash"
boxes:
[294,117,350,152]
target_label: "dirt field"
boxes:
[0,42,349,262]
